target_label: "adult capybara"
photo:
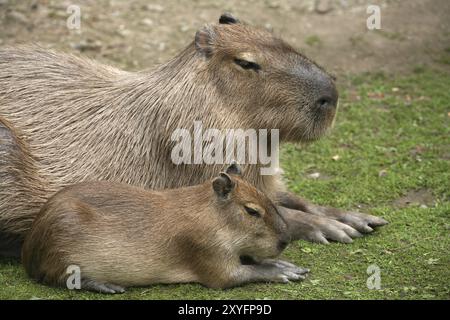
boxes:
[0,13,387,257]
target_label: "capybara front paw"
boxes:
[261,259,309,283]
[295,215,363,244]
[305,205,388,235]
[336,211,389,233]
[81,279,126,294]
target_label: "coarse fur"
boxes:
[0,13,386,257]
[22,165,308,292]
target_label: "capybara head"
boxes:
[212,163,289,260]
[194,13,338,142]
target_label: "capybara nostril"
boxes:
[316,78,338,110]
[316,96,334,110]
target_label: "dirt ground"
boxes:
[1,0,449,75]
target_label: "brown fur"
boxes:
[22,167,299,291]
[1,14,353,257]
[0,13,334,254]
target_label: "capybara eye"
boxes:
[244,205,261,218]
[234,58,261,71]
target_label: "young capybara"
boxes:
[0,13,387,257]
[22,164,308,293]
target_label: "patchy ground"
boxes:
[0,0,449,300]
[0,0,449,75]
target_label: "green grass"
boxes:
[1,70,449,300]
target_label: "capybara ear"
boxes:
[212,173,235,199]
[219,12,240,25]
[195,24,216,57]
[225,161,242,176]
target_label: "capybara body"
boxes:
[22,165,308,292]
[0,14,338,255]
[1,13,386,257]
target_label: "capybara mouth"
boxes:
[240,252,279,265]
[240,255,259,265]
[294,120,333,143]
[305,107,337,141]
[277,239,289,251]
